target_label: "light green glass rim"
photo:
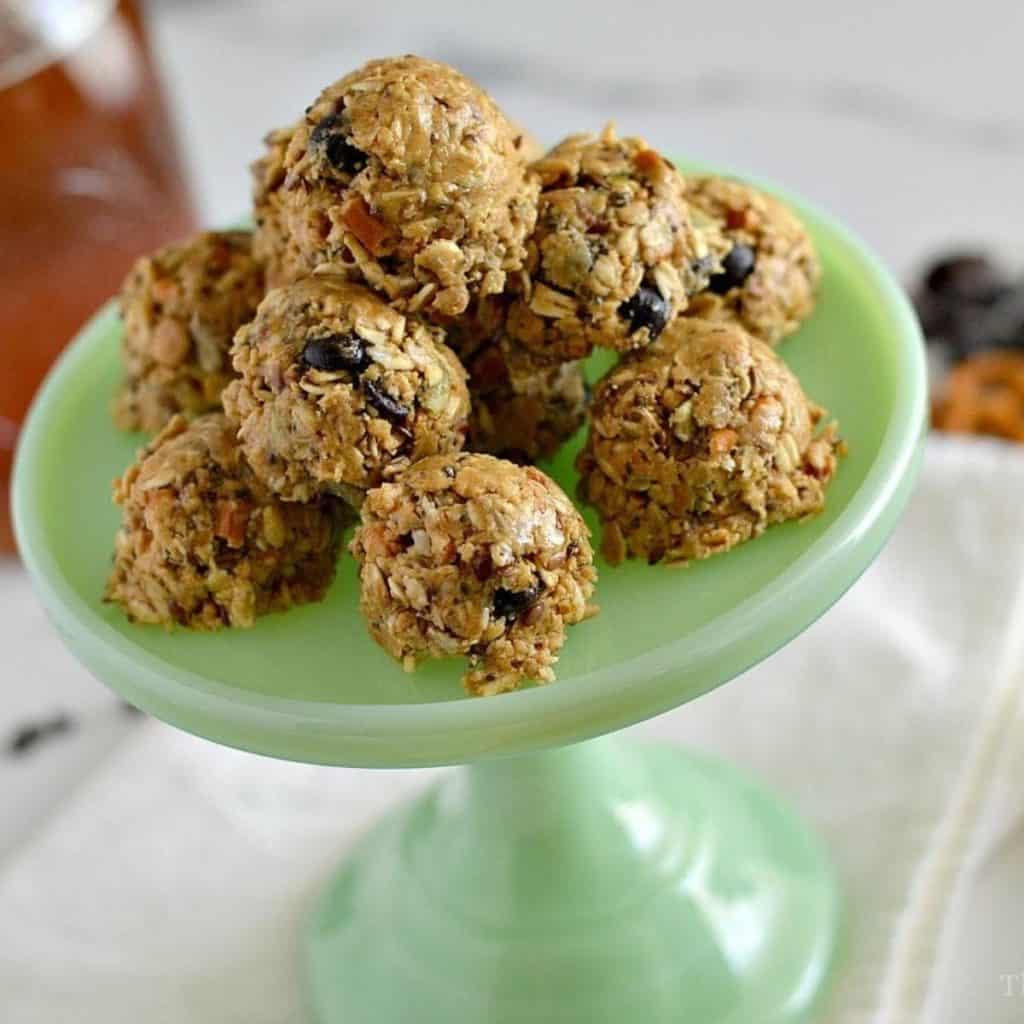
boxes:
[12,179,927,768]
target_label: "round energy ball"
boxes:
[113,231,265,433]
[351,452,598,696]
[466,339,588,463]
[251,123,309,290]
[105,414,341,629]
[262,55,538,319]
[683,176,821,345]
[505,125,725,367]
[223,275,470,504]
[434,294,588,463]
[576,318,842,565]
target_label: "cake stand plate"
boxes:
[12,175,926,1023]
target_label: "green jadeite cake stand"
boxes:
[13,173,925,1023]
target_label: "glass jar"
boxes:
[1,0,196,550]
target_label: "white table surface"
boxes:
[3,0,1023,1010]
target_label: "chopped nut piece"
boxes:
[340,195,392,255]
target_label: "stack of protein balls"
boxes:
[104,55,842,696]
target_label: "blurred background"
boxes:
[3,2,1024,1021]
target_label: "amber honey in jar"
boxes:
[0,0,196,551]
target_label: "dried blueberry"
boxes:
[310,114,367,175]
[619,286,670,338]
[301,333,369,373]
[492,581,545,621]
[708,244,756,295]
[363,379,411,423]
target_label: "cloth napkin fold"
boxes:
[2,436,1024,1023]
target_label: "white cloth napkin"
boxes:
[2,436,1024,1023]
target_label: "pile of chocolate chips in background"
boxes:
[914,253,1024,441]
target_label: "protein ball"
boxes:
[112,231,265,433]
[684,177,821,345]
[264,55,539,319]
[223,275,470,504]
[351,452,598,696]
[466,338,588,462]
[105,414,341,629]
[576,318,842,565]
[251,123,309,290]
[505,124,725,367]
[437,295,588,463]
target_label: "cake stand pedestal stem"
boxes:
[306,735,840,1023]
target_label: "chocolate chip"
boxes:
[618,286,670,338]
[7,713,75,757]
[310,114,367,175]
[492,581,545,621]
[301,333,369,373]
[708,244,756,295]
[363,379,410,423]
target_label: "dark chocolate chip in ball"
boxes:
[708,244,757,295]
[619,286,670,338]
[310,114,368,175]
[492,581,545,621]
[301,333,369,374]
[363,379,410,423]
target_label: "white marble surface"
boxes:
[2,0,1023,1016]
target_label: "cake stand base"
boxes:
[306,737,839,1023]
